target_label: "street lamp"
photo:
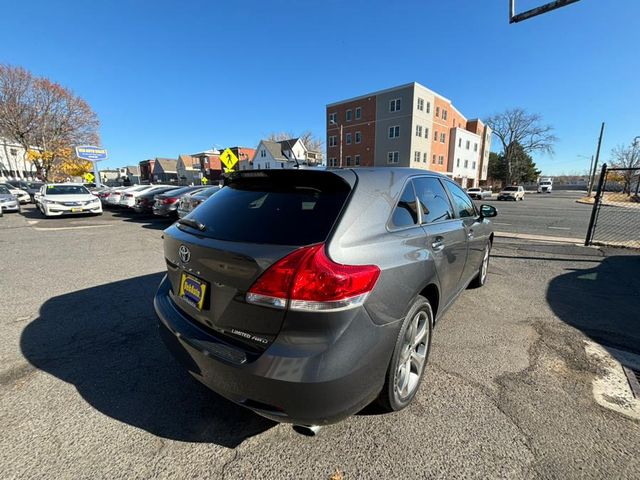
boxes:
[328,119,343,167]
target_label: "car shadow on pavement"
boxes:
[111,210,175,230]
[20,272,275,447]
[546,254,640,356]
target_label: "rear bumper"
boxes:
[154,275,397,425]
[153,204,177,217]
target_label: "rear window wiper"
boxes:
[178,218,206,231]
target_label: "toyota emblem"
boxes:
[178,245,191,263]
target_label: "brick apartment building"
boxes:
[326,82,492,187]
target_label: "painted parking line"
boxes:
[33,224,113,231]
[495,231,584,244]
[494,222,512,226]
[548,226,571,230]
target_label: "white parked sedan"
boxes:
[36,183,102,217]
[1,183,30,204]
[119,185,168,208]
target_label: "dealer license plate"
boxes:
[178,273,208,311]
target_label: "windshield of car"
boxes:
[0,186,11,195]
[193,187,221,199]
[45,185,91,195]
[468,188,480,192]
[158,186,200,197]
[503,187,518,192]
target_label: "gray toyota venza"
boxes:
[154,167,496,426]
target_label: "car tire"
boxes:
[377,295,433,412]
[469,242,491,289]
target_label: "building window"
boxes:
[466,140,470,150]
[414,151,421,162]
[438,155,444,165]
[442,109,448,121]
[416,125,422,137]
[463,160,468,168]
[387,151,399,164]
[355,131,361,144]
[474,143,478,152]
[417,97,424,111]
[346,156,352,166]
[423,152,427,163]
[425,127,429,139]
[435,106,440,117]
[434,130,438,141]
[355,107,362,119]
[261,149,266,157]
[328,157,337,167]
[329,112,336,124]
[329,135,337,147]
[346,133,352,145]
[458,138,462,147]
[432,154,437,164]
[346,109,352,122]
[354,154,361,166]
[389,125,400,138]
[265,162,270,169]
[426,102,431,113]
[389,98,402,112]
[456,158,460,167]
[440,132,446,143]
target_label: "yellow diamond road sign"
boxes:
[220,148,239,172]
[84,172,95,182]
[201,177,208,185]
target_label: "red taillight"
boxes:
[247,244,380,311]
[125,193,134,198]
[162,197,178,205]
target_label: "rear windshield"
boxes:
[159,186,201,197]
[503,187,518,191]
[187,171,351,245]
[46,185,90,195]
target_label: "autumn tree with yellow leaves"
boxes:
[0,65,100,181]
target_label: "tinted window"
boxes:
[391,181,419,228]
[45,185,90,195]
[0,186,10,194]
[446,181,476,218]
[188,171,350,246]
[503,187,518,191]
[414,177,453,223]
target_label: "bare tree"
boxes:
[485,108,557,184]
[267,130,323,153]
[610,141,640,194]
[0,64,100,180]
[0,65,39,177]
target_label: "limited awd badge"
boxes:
[178,245,191,263]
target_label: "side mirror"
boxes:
[480,204,497,218]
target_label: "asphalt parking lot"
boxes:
[478,190,591,241]
[1,201,639,479]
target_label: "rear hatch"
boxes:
[161,169,355,351]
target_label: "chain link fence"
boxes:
[585,165,640,248]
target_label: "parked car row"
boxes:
[97,183,221,219]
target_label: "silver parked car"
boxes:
[177,186,220,218]
[155,168,497,428]
[0,185,21,213]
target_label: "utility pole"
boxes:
[588,122,605,197]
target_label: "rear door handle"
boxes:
[467,229,474,239]
[431,237,445,252]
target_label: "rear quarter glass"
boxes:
[184,171,352,246]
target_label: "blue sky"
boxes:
[1,0,638,174]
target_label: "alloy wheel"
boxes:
[395,310,429,401]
